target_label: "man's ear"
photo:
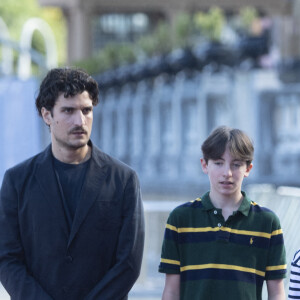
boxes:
[200,158,208,174]
[41,107,52,126]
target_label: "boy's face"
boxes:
[200,146,252,199]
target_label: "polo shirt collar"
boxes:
[201,191,251,216]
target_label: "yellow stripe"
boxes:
[166,224,178,232]
[167,224,280,239]
[221,227,271,238]
[189,198,202,203]
[161,258,180,266]
[180,263,265,277]
[271,229,283,236]
[178,227,220,233]
[173,226,271,238]
[266,264,287,271]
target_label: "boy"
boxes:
[159,126,286,300]
[288,248,300,299]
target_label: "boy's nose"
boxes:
[223,165,232,177]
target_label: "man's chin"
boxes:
[68,140,89,150]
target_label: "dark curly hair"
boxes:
[35,67,99,116]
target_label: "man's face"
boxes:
[41,91,93,151]
[200,146,252,199]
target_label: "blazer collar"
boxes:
[34,145,70,238]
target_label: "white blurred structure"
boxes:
[0,17,57,79]
[18,18,57,79]
[0,17,13,75]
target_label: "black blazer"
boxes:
[0,142,145,300]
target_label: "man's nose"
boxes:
[74,111,85,126]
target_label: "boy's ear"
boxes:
[41,107,52,126]
[244,163,253,178]
[200,158,208,174]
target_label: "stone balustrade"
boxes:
[92,68,300,195]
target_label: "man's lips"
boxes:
[69,128,87,135]
[69,131,87,137]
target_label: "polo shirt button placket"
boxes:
[214,210,218,215]
[217,223,222,228]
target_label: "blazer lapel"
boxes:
[34,145,70,238]
[67,147,108,248]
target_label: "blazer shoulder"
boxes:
[4,146,50,179]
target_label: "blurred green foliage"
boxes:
[75,21,175,75]
[137,22,173,57]
[0,2,260,76]
[76,9,227,75]
[74,43,138,75]
[194,7,225,42]
[74,6,260,75]
[0,0,66,66]
[239,6,259,33]
[174,13,195,49]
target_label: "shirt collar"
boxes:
[201,191,251,216]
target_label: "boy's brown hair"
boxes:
[201,125,254,166]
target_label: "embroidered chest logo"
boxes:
[250,237,254,245]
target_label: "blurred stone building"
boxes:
[38,0,297,64]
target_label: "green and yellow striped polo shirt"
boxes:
[159,191,286,300]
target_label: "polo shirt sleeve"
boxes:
[158,209,181,274]
[265,213,287,280]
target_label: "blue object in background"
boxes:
[0,77,42,183]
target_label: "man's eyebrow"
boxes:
[60,105,93,109]
[60,106,74,109]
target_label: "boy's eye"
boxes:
[233,161,245,168]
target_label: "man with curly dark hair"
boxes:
[0,67,145,300]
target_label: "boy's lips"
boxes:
[220,181,233,185]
